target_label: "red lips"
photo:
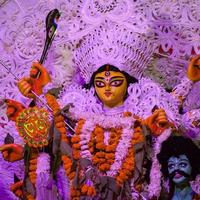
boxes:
[174,172,182,179]
[104,92,112,97]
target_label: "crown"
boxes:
[74,24,155,83]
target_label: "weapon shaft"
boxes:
[0,60,75,133]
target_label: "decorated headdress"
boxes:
[74,23,155,83]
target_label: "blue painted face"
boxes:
[168,155,192,185]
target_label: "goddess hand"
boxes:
[5,99,25,122]
[18,62,51,98]
[187,54,200,82]
[0,144,24,162]
[145,109,169,136]
[10,180,24,198]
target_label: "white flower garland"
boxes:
[107,123,134,177]
[148,128,172,198]
[71,108,134,129]
[172,77,193,101]
[35,153,52,200]
[79,120,94,160]
[190,175,200,195]
[75,113,136,178]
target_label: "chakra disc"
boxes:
[16,107,50,148]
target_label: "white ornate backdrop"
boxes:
[0,0,200,199]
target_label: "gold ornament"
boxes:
[16,107,50,148]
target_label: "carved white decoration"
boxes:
[0,0,199,103]
[182,109,200,139]
[0,0,200,197]
[74,23,155,83]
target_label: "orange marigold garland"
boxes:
[92,126,106,170]
[45,94,80,198]
[92,126,123,172]
[105,127,122,166]
[28,157,38,185]
[116,125,144,186]
[72,119,85,160]
[75,112,145,193]
[72,119,97,198]
[26,194,35,200]
[81,183,96,197]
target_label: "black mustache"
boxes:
[169,170,190,179]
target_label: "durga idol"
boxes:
[1,25,200,200]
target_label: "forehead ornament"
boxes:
[105,71,110,77]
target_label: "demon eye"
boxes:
[179,162,187,168]
[168,163,175,169]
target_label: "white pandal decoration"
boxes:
[0,0,200,199]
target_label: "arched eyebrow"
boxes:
[110,76,125,81]
[179,158,189,162]
[94,76,125,81]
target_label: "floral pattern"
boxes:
[0,0,200,198]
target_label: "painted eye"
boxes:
[179,162,187,168]
[95,81,106,88]
[168,164,175,169]
[110,80,123,87]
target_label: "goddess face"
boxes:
[94,70,127,108]
[168,155,192,185]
